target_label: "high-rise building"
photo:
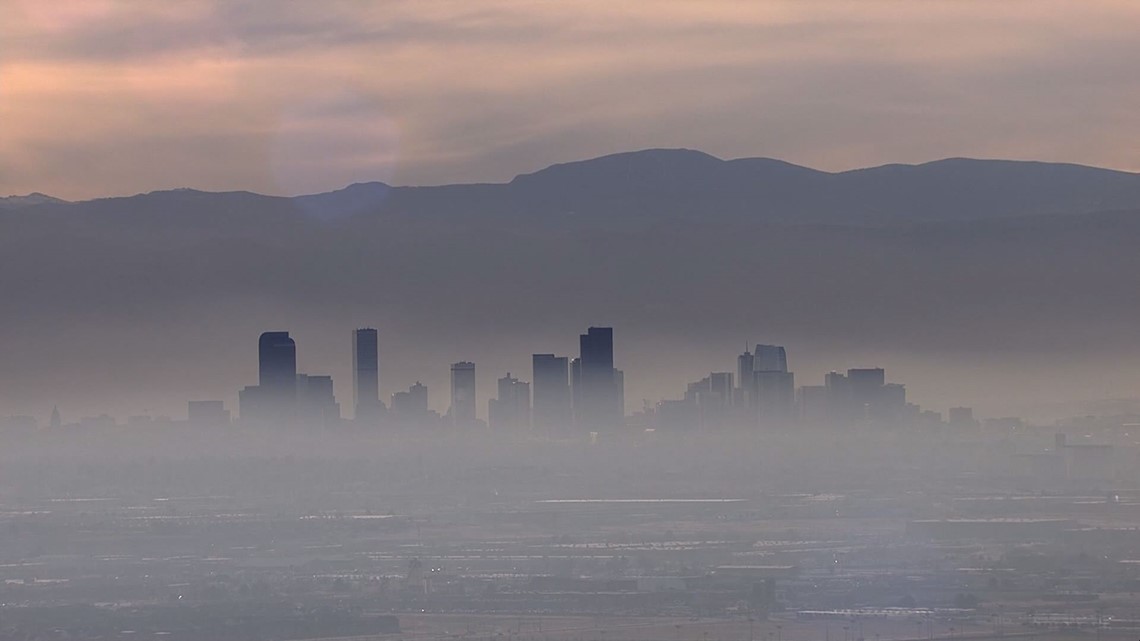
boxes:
[577,327,621,431]
[709,372,733,404]
[745,343,793,426]
[685,372,734,431]
[754,344,788,373]
[450,361,477,427]
[798,385,829,424]
[258,332,297,401]
[824,370,852,421]
[754,370,795,423]
[532,354,571,433]
[352,328,380,420]
[242,331,298,425]
[297,374,340,427]
[735,349,754,406]
[847,367,886,420]
[489,372,531,431]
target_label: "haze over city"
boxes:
[4,2,1140,641]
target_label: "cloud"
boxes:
[2,0,1140,198]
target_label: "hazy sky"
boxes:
[2,0,1140,199]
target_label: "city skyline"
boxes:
[4,147,1140,424]
[6,312,1132,429]
[6,3,1140,636]
[17,323,982,434]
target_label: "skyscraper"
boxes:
[576,327,621,431]
[352,328,380,420]
[754,370,795,423]
[243,331,298,425]
[735,348,754,406]
[847,367,886,419]
[753,344,788,373]
[749,343,793,426]
[450,361,477,427]
[258,331,297,402]
[296,373,340,427]
[489,372,531,431]
[532,354,571,433]
[798,385,829,424]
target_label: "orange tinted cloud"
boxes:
[1,0,1139,198]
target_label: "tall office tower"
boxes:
[258,332,297,401]
[296,374,341,427]
[532,354,571,433]
[686,372,734,431]
[754,370,795,423]
[734,349,752,403]
[753,344,788,373]
[709,372,733,405]
[489,373,531,431]
[824,370,851,417]
[879,383,907,422]
[243,331,298,425]
[352,328,380,421]
[577,327,620,431]
[847,367,886,420]
[450,361,477,427]
[798,385,829,424]
[747,343,793,425]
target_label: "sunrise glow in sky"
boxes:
[2,0,1139,199]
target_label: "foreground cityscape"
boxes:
[1,327,1139,641]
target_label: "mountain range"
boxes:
[1,149,1139,420]
[7,148,1140,223]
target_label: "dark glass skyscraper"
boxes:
[753,344,788,373]
[748,343,793,426]
[576,327,621,431]
[258,331,297,402]
[450,361,477,427]
[352,328,380,420]
[532,354,571,433]
[240,331,298,425]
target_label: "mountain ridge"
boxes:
[5,148,1140,209]
[4,149,1140,417]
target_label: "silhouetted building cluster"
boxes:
[651,344,939,433]
[25,325,1003,436]
[226,325,627,434]
[239,331,342,428]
